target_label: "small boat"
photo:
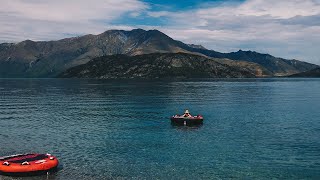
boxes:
[171,109,204,125]
[0,153,59,176]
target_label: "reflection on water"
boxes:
[0,78,320,179]
[171,122,203,129]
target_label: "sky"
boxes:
[1,0,320,64]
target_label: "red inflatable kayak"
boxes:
[0,153,58,176]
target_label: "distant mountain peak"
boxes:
[188,44,207,50]
[235,49,274,57]
[131,28,146,32]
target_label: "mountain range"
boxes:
[58,53,257,79]
[288,67,320,77]
[0,29,318,78]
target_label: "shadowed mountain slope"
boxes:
[58,53,258,79]
[288,67,320,77]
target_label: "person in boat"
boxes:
[182,109,192,117]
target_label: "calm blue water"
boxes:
[0,78,319,179]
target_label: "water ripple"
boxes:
[0,78,320,179]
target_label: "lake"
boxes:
[0,78,319,179]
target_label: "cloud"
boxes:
[148,0,320,64]
[1,0,148,22]
[225,0,320,18]
[0,0,148,41]
[147,11,171,18]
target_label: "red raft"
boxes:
[0,153,59,176]
[171,110,204,125]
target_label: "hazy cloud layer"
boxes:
[154,0,320,64]
[0,0,147,40]
[0,0,320,64]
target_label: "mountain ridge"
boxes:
[0,29,318,78]
[288,67,320,77]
